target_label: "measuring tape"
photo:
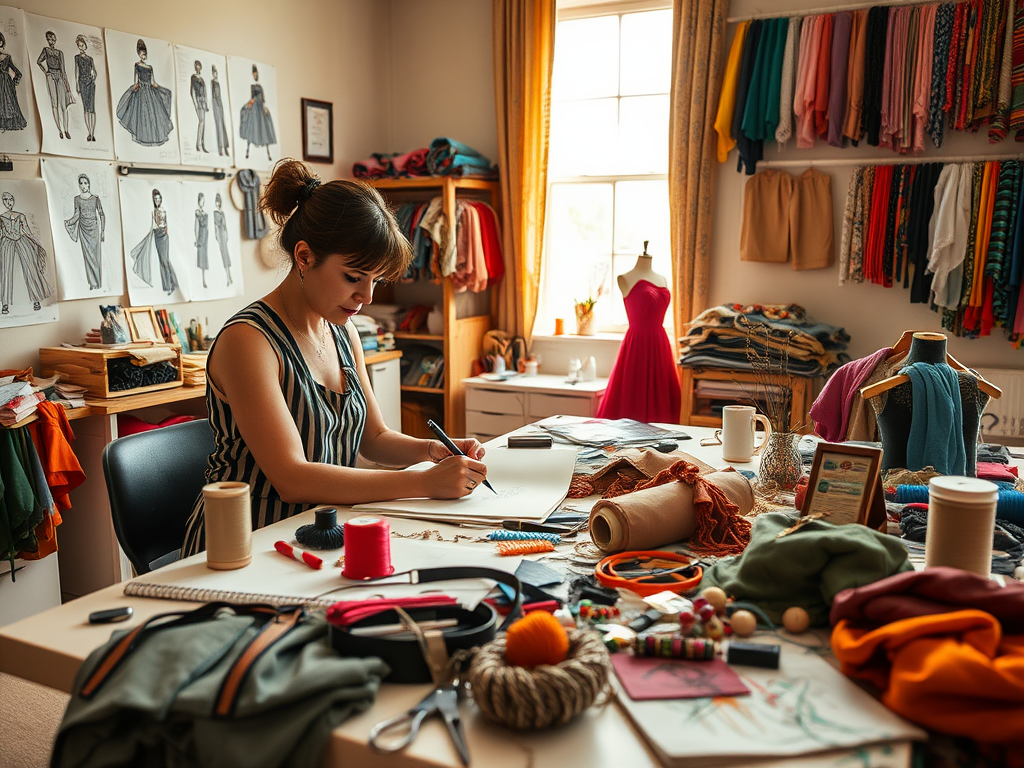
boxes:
[595,551,703,597]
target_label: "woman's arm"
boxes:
[211,322,486,506]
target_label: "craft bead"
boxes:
[703,614,725,640]
[782,606,811,634]
[729,609,757,637]
[691,596,709,612]
[701,586,728,615]
[697,604,717,622]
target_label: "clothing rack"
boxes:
[756,153,1024,169]
[726,0,924,24]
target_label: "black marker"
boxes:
[426,419,496,494]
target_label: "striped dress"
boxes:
[181,301,367,557]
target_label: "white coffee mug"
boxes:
[720,405,773,463]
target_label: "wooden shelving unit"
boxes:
[678,366,818,434]
[368,176,500,438]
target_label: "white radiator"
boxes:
[975,368,1024,446]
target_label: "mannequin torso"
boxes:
[618,249,668,298]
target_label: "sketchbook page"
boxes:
[0,179,59,328]
[118,177,191,305]
[125,506,522,609]
[179,179,243,301]
[0,7,40,155]
[351,444,579,522]
[226,56,279,172]
[173,44,233,168]
[41,157,124,299]
[613,642,926,767]
[24,13,113,159]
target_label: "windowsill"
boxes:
[532,333,625,343]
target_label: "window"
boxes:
[538,5,673,334]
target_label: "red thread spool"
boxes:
[342,516,395,580]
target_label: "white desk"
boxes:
[464,375,608,442]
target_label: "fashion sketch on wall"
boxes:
[105,29,179,165]
[0,179,58,328]
[174,45,233,168]
[40,157,124,300]
[0,7,40,155]
[24,13,113,159]
[181,179,242,301]
[118,177,190,305]
[226,56,278,172]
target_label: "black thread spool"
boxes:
[294,508,345,550]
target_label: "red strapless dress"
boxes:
[596,280,680,423]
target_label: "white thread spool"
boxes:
[203,481,253,570]
[925,476,999,577]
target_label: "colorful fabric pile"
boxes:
[352,138,497,181]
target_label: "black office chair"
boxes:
[102,418,215,575]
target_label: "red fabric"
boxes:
[468,202,505,286]
[116,413,194,436]
[864,165,893,284]
[595,281,680,424]
[978,462,1018,481]
[813,13,834,137]
[325,595,457,626]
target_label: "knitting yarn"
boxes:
[467,630,611,729]
[505,611,570,668]
[294,508,345,550]
[893,485,1024,525]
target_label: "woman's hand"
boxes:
[426,438,485,462]
[420,455,488,499]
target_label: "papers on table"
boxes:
[538,417,690,448]
[351,443,579,524]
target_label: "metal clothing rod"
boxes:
[117,165,227,180]
[756,153,1024,169]
[727,0,921,23]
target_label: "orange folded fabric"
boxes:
[833,610,1024,744]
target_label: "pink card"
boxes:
[611,655,750,700]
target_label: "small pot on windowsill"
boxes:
[574,305,596,336]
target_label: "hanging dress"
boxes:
[64,194,103,289]
[238,82,276,147]
[115,62,174,146]
[596,280,681,423]
[0,52,27,131]
[181,301,367,556]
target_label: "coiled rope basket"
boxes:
[466,629,612,729]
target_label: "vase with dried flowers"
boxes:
[573,266,607,336]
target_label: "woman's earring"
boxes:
[298,268,304,288]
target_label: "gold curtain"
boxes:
[668,0,729,339]
[493,0,556,348]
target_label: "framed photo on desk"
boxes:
[301,98,333,164]
[125,306,162,343]
[802,442,883,527]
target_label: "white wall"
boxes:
[1,0,392,370]
[716,0,1023,370]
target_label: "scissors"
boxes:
[369,684,469,765]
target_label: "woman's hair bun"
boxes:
[260,159,317,226]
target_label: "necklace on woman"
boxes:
[278,287,328,360]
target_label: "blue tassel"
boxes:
[486,530,562,544]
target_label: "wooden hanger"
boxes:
[860,331,1002,400]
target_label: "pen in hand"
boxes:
[426,418,496,494]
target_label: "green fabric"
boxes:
[51,609,390,768]
[699,512,913,627]
[0,428,39,575]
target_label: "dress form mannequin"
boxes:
[617,241,668,297]
[866,333,988,475]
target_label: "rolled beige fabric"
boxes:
[589,469,754,553]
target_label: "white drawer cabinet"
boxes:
[463,375,607,441]
[365,352,402,432]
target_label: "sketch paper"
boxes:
[0,179,58,328]
[0,7,40,155]
[226,55,279,172]
[40,157,123,299]
[118,177,190,305]
[23,13,112,159]
[351,444,579,523]
[173,44,233,167]
[614,644,926,767]
[104,28,179,165]
[179,180,243,301]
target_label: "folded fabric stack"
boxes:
[352,147,430,180]
[0,377,46,427]
[678,303,850,377]
[181,354,207,388]
[426,138,498,179]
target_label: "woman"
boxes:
[74,35,97,142]
[238,64,276,161]
[130,188,178,295]
[181,159,486,556]
[195,191,208,288]
[213,192,231,285]
[64,173,105,289]
[0,33,27,132]
[0,192,52,314]
[36,30,73,139]
[210,64,229,156]
[115,39,173,147]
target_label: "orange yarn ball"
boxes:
[504,611,570,668]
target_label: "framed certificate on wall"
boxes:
[801,442,883,527]
[302,98,333,164]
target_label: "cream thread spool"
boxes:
[203,481,253,570]
[925,476,999,577]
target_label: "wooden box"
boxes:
[39,345,184,399]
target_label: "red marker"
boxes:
[274,540,323,570]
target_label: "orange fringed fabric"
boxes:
[496,540,555,556]
[832,610,1024,744]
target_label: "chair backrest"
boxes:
[102,418,215,575]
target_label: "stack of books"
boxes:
[400,348,445,389]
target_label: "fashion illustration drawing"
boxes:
[37,30,73,139]
[74,35,97,142]
[64,173,105,290]
[195,191,208,288]
[190,60,208,153]
[0,33,27,132]
[238,64,275,160]
[115,39,173,146]
[210,64,228,156]
[214,192,231,285]
[1,192,52,314]
[131,188,178,294]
